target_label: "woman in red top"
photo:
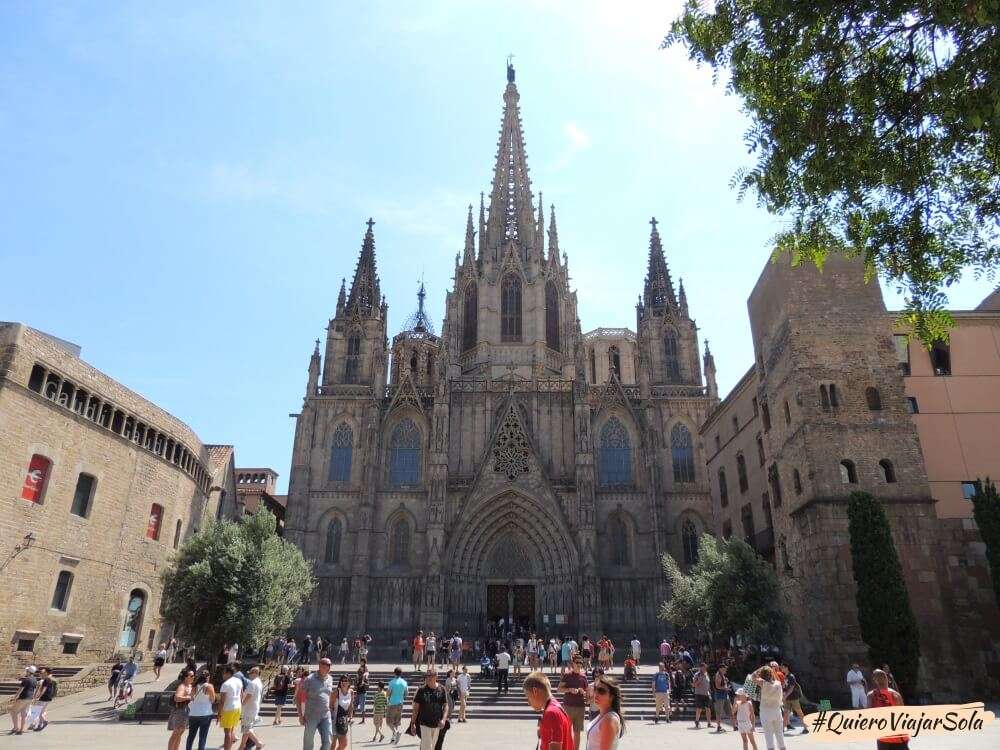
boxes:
[866,669,908,749]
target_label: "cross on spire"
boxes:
[366,217,375,231]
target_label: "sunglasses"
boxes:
[594,686,610,695]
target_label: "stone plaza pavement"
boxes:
[7,664,998,750]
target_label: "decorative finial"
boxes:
[314,338,320,352]
[650,216,658,230]
[506,54,515,83]
[366,217,375,231]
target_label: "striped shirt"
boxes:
[372,690,388,717]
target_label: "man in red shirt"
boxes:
[523,671,573,750]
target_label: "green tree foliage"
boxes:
[847,491,921,697]
[666,1,1000,343]
[160,510,315,662]
[971,478,1000,607]
[661,534,786,646]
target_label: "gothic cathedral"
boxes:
[285,65,719,644]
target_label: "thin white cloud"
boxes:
[550,120,593,170]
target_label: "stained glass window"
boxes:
[389,517,410,565]
[501,274,522,342]
[345,335,361,383]
[545,281,560,351]
[664,329,680,381]
[325,519,343,563]
[329,424,353,481]
[682,519,699,565]
[671,424,695,482]
[389,418,421,486]
[463,283,478,351]
[599,417,631,486]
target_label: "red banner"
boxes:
[21,455,51,503]
[147,504,163,540]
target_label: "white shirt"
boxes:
[457,673,471,695]
[630,639,640,652]
[243,677,263,715]
[496,651,511,669]
[759,680,784,713]
[847,669,865,687]
[586,711,621,750]
[220,676,243,711]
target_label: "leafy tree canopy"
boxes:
[666,1,1000,343]
[661,533,787,646]
[971,478,1000,608]
[160,510,316,661]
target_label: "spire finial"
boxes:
[366,217,375,231]
[506,54,515,83]
[314,338,320,354]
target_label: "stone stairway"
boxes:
[258,665,696,722]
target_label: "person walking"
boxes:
[425,632,438,668]
[867,668,908,749]
[659,639,671,663]
[652,661,671,724]
[355,659,370,724]
[557,656,589,749]
[296,658,335,750]
[31,666,56,732]
[413,631,425,672]
[752,665,786,750]
[409,669,449,750]
[847,663,868,709]
[237,666,265,750]
[386,666,408,743]
[270,666,291,726]
[449,633,463,668]
[218,665,243,750]
[186,670,216,750]
[780,663,807,733]
[228,643,240,665]
[523,671,573,750]
[586,674,625,750]
[371,681,388,743]
[154,644,168,680]
[495,644,511,695]
[333,675,355,750]
[107,660,124,701]
[735,689,758,750]
[166,669,193,750]
[629,636,641,665]
[692,662,713,729]
[713,664,735,732]
[338,639,349,664]
[456,666,471,723]
[547,640,558,674]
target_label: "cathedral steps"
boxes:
[256,666,698,721]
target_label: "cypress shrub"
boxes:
[971,478,1000,608]
[847,491,921,698]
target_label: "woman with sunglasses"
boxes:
[586,676,625,750]
[333,675,355,750]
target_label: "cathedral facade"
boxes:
[284,65,718,644]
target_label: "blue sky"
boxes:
[3,2,994,492]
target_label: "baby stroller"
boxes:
[479,655,495,680]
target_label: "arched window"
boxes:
[741,504,756,542]
[409,351,418,375]
[768,463,783,507]
[671,424,695,483]
[663,329,680,381]
[545,281,560,351]
[599,417,632,486]
[840,460,858,484]
[589,348,597,383]
[120,589,146,648]
[146,503,163,540]
[325,519,343,563]
[388,517,411,566]
[462,282,478,351]
[737,454,749,492]
[866,387,882,411]
[501,274,522,342]
[820,384,831,412]
[718,468,729,507]
[172,519,182,549]
[345,335,361,383]
[793,468,803,495]
[829,383,840,408]
[327,423,354,482]
[389,418,422,486]
[608,346,621,379]
[51,571,73,611]
[879,459,896,483]
[682,519,699,565]
[609,514,631,566]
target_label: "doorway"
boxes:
[486,583,536,634]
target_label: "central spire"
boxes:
[643,216,677,313]
[345,218,382,318]
[486,61,537,258]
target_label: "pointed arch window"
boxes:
[388,517,411,566]
[345,335,361,383]
[545,281,560,351]
[599,417,632,486]
[671,423,696,483]
[501,274,522,342]
[608,346,621,379]
[609,514,631,566]
[409,351,418,375]
[664,329,680,381]
[328,423,353,482]
[120,589,146,648]
[389,418,422,486]
[737,454,749,492]
[718,468,729,507]
[325,519,343,563]
[682,519,699,565]
[589,347,597,383]
[462,282,478,351]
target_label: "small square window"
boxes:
[62,641,79,655]
[961,482,977,501]
[16,638,35,652]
